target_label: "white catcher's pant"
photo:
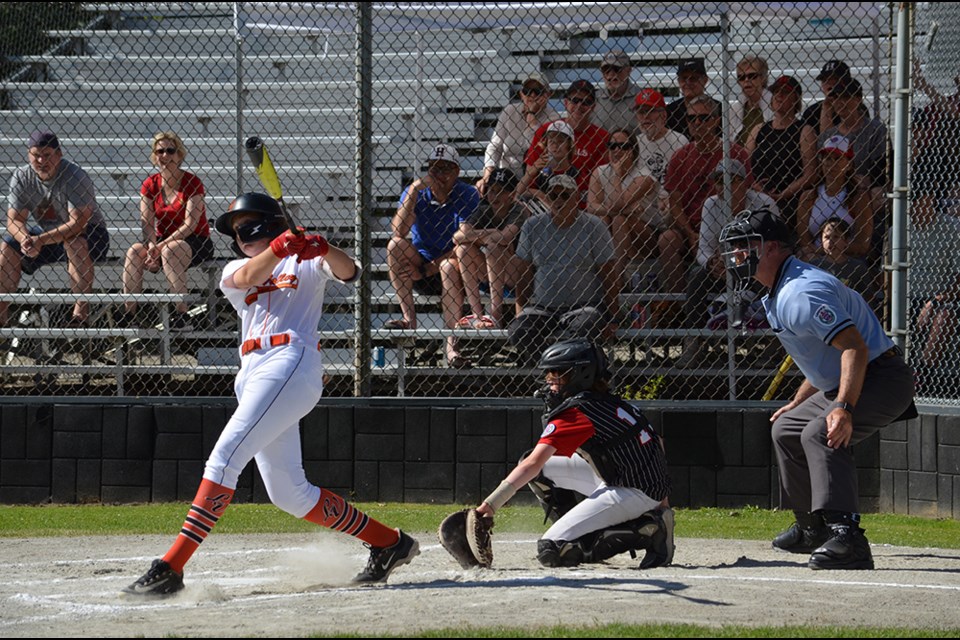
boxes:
[541,453,661,543]
[204,346,325,518]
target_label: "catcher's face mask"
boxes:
[537,369,574,411]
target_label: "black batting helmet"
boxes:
[537,339,611,411]
[215,193,286,256]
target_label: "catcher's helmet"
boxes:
[536,339,611,411]
[215,192,286,256]
[718,207,792,290]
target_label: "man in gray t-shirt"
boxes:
[1,131,109,327]
[508,174,617,363]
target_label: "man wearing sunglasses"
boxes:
[594,50,640,133]
[666,58,720,140]
[478,72,559,196]
[1,130,110,329]
[525,80,609,197]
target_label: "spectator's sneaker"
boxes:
[353,530,420,583]
[169,311,193,331]
[122,559,184,597]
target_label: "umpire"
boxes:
[719,209,916,570]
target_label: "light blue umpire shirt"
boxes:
[762,256,894,392]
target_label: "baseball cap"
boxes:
[770,75,802,95]
[488,167,519,190]
[711,159,748,180]
[522,71,550,91]
[677,58,707,76]
[565,79,596,99]
[27,131,60,150]
[829,76,863,98]
[600,50,631,69]
[820,134,854,158]
[546,174,578,193]
[816,59,852,81]
[427,143,460,167]
[634,88,666,110]
[544,120,575,141]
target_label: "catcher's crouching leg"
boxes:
[538,511,667,568]
[522,451,581,524]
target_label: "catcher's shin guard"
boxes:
[579,512,661,563]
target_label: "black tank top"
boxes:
[752,120,804,193]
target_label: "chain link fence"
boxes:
[0,1,945,404]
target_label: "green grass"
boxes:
[1,502,958,549]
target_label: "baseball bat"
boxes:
[244,136,302,235]
[763,354,794,401]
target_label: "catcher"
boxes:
[440,339,674,569]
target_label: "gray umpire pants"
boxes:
[771,350,915,514]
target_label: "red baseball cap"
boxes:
[634,89,666,110]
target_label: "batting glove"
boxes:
[269,231,307,258]
[297,234,330,262]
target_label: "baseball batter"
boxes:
[123,193,419,596]
[474,339,674,568]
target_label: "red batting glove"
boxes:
[297,234,329,262]
[270,231,306,258]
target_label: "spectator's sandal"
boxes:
[383,318,413,330]
[456,314,498,329]
[446,352,473,369]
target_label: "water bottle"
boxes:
[372,346,385,367]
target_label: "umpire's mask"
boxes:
[719,208,792,291]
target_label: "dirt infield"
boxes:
[2,532,960,637]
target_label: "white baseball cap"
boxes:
[544,120,575,141]
[820,135,853,158]
[428,143,461,167]
[546,174,578,192]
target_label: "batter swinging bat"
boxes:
[244,136,302,235]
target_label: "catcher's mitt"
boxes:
[437,508,494,569]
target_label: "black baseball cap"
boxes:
[816,59,851,81]
[27,131,60,150]
[565,79,596,99]
[829,76,863,98]
[488,168,519,190]
[677,58,707,76]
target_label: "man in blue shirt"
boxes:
[719,208,915,570]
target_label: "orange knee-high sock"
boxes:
[303,488,400,548]
[162,479,235,574]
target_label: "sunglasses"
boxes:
[737,72,761,82]
[521,87,546,97]
[566,97,595,106]
[606,141,632,150]
[686,113,717,122]
[155,147,178,155]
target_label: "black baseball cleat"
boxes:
[353,530,420,583]
[808,524,875,570]
[639,507,675,569]
[122,559,184,596]
[772,512,830,554]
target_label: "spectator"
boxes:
[796,135,872,260]
[0,131,110,328]
[453,168,528,330]
[676,159,778,367]
[384,144,480,366]
[517,120,579,208]
[666,58,719,139]
[508,174,618,364]
[119,132,214,330]
[801,59,857,137]
[818,77,888,194]
[908,188,960,392]
[524,80,609,197]
[730,55,773,146]
[746,75,816,231]
[587,129,659,293]
[594,50,641,133]
[809,218,878,310]
[633,88,689,235]
[659,95,750,323]
[477,72,559,196]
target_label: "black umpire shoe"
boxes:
[772,511,830,554]
[353,530,420,583]
[808,524,875,570]
[122,559,184,597]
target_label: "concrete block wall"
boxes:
[0,402,953,518]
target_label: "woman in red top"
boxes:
[121,132,214,329]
